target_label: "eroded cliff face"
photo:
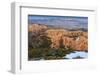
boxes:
[28,24,48,32]
[46,29,88,51]
[29,24,88,51]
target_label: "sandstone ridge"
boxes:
[29,23,88,51]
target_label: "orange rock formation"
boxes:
[29,24,88,51]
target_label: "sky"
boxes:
[28,15,88,29]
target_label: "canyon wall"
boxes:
[29,24,88,51]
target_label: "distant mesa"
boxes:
[28,23,48,32]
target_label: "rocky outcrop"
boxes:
[29,23,88,51]
[46,29,88,51]
[28,24,48,32]
[46,29,67,49]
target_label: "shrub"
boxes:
[28,48,43,60]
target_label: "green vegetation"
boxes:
[28,31,75,60]
[28,47,74,60]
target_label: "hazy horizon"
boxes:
[28,15,88,29]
